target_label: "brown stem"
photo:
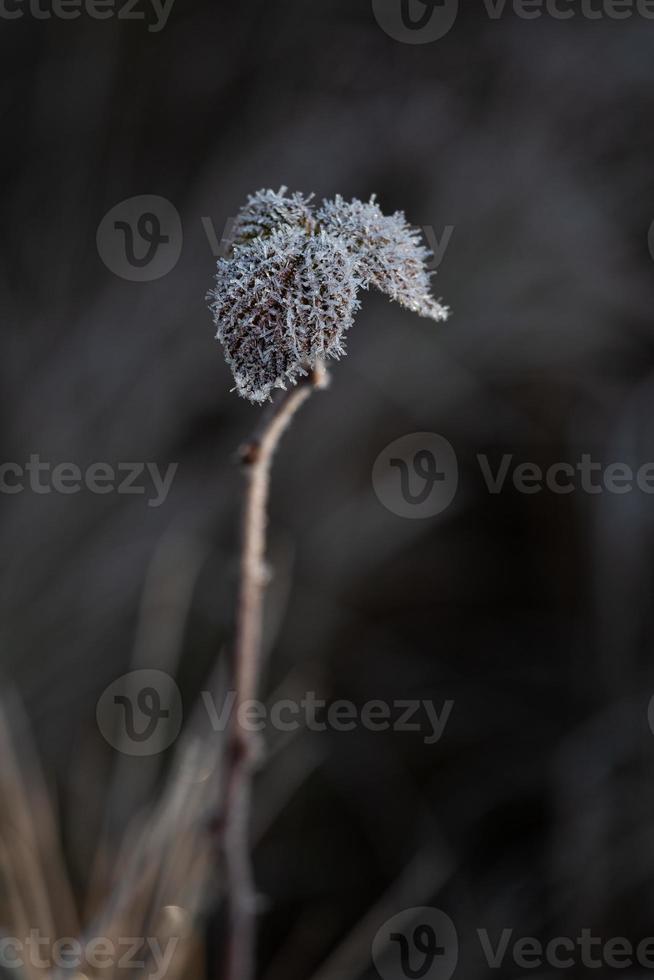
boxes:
[223,362,328,980]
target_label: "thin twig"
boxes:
[222,362,328,980]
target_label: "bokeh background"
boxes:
[3,1,654,977]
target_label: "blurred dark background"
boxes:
[3,1,654,977]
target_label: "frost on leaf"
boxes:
[209,188,449,403]
[226,187,315,254]
[317,195,448,322]
[208,227,360,403]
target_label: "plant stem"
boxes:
[223,362,328,980]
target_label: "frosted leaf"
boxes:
[209,188,449,403]
[317,195,449,322]
[208,227,360,403]
[226,186,315,253]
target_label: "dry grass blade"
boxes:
[0,696,79,976]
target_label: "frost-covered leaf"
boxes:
[209,188,449,403]
[226,186,315,253]
[208,227,360,403]
[317,195,449,322]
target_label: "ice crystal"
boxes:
[209,226,360,403]
[226,186,315,252]
[317,195,449,322]
[209,189,448,403]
